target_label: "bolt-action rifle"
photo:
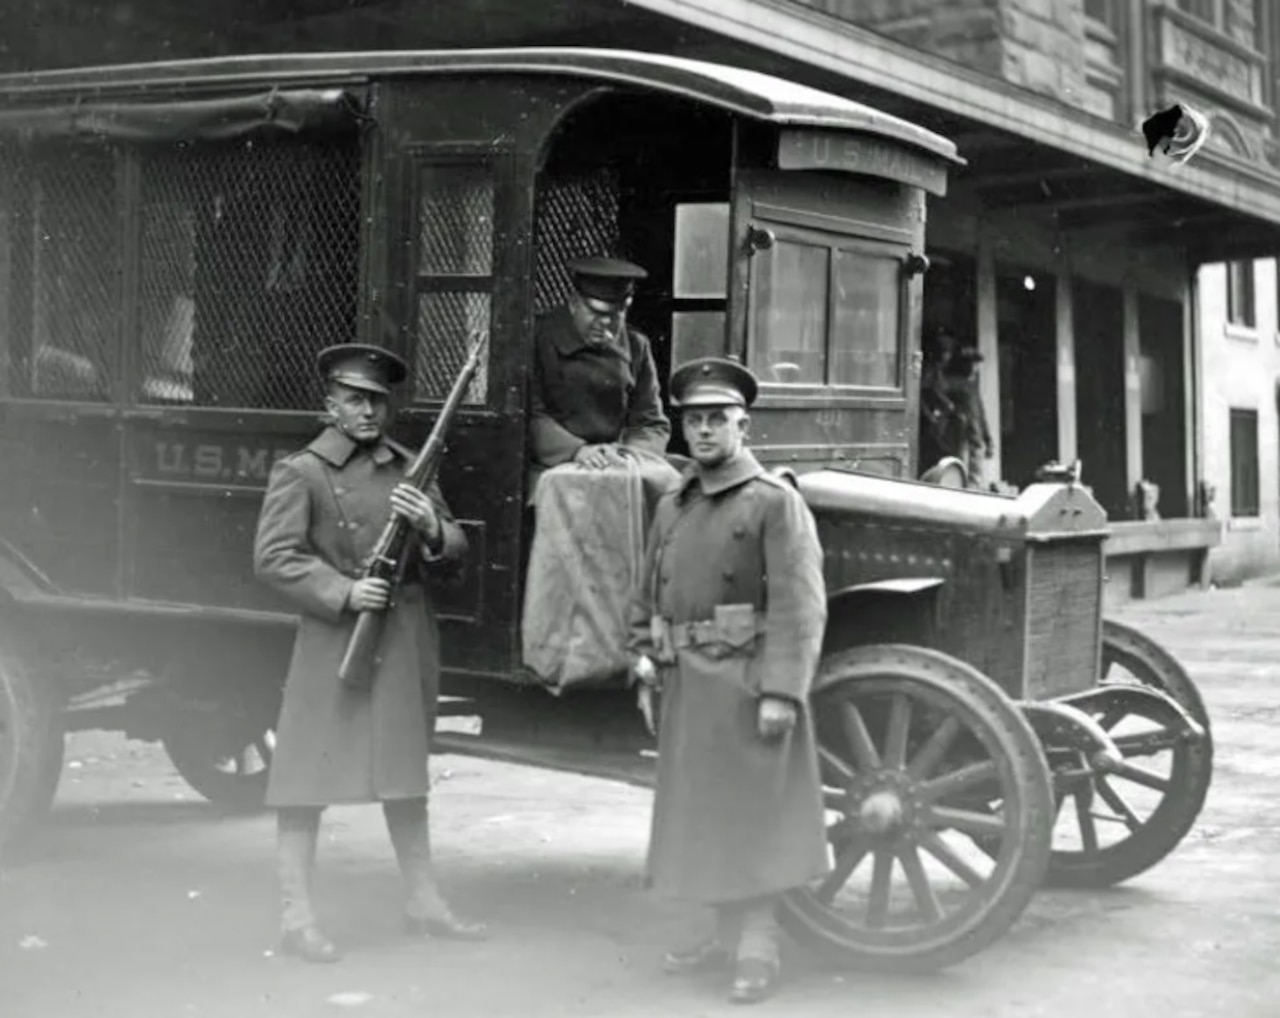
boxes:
[337,331,488,691]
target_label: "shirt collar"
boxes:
[548,306,632,363]
[307,426,399,467]
[678,449,765,498]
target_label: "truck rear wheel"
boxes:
[0,648,64,852]
[780,644,1054,972]
[162,720,274,811]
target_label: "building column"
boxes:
[976,228,1002,482]
[1054,249,1078,465]
[1122,277,1144,499]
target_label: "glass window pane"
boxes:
[673,203,729,299]
[751,238,828,384]
[419,165,494,276]
[415,291,489,404]
[831,248,901,388]
[671,310,725,367]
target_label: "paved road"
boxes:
[3,585,1280,1018]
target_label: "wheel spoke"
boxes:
[926,805,1006,840]
[1112,730,1179,757]
[867,849,894,929]
[898,843,943,923]
[1094,777,1144,833]
[816,838,871,902]
[906,716,960,779]
[1105,760,1171,793]
[819,747,856,786]
[255,737,274,765]
[841,703,881,772]
[1075,790,1099,854]
[919,831,985,888]
[1096,704,1129,732]
[917,760,999,804]
[823,786,850,812]
[883,694,912,770]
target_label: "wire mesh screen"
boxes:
[418,165,494,276]
[414,292,489,403]
[139,139,360,409]
[413,161,494,404]
[533,170,621,315]
[10,146,121,401]
[0,152,12,399]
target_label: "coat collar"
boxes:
[307,426,401,467]
[679,449,765,499]
[547,306,633,363]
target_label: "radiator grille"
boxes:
[1023,540,1103,699]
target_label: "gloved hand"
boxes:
[757,695,798,741]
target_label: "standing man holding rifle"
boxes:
[253,339,487,964]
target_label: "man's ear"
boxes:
[738,411,751,437]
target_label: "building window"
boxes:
[1176,0,1262,49]
[1229,407,1260,516]
[1227,260,1257,328]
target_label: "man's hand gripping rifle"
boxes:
[337,331,488,691]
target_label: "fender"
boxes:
[823,577,945,653]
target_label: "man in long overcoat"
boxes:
[253,343,486,963]
[628,357,830,1005]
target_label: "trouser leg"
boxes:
[277,807,323,933]
[383,797,449,920]
[734,895,782,965]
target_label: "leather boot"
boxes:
[384,798,488,941]
[728,898,782,1005]
[662,903,739,975]
[276,808,341,963]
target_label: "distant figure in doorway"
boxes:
[920,326,993,488]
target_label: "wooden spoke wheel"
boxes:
[1046,619,1213,889]
[0,648,63,854]
[780,645,1054,972]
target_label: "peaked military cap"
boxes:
[670,356,759,409]
[569,255,649,304]
[316,343,408,396]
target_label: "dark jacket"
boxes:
[529,307,671,467]
[629,450,830,904]
[253,426,467,807]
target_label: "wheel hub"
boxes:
[859,789,905,835]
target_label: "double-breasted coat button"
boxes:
[732,526,746,540]
[722,568,735,582]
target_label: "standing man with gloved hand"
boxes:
[253,343,487,964]
[628,357,830,1005]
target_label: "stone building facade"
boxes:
[5,0,1280,597]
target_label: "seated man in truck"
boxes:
[523,256,682,689]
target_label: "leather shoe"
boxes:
[279,926,342,964]
[662,939,731,976]
[404,913,490,941]
[729,957,781,1005]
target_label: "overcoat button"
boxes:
[722,569,735,581]
[732,526,746,539]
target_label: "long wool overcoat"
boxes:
[253,426,467,808]
[629,449,830,905]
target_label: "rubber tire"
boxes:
[780,644,1055,973]
[1045,619,1213,889]
[0,649,63,853]
[162,722,273,812]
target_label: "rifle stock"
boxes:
[337,331,488,691]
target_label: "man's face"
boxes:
[569,290,630,346]
[325,383,389,444]
[682,405,748,468]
